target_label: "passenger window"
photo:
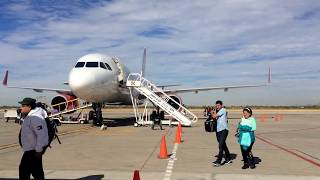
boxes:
[75,62,85,68]
[105,63,112,71]
[100,62,107,69]
[86,62,98,67]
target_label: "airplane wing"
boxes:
[160,84,267,94]
[2,70,73,95]
[156,84,181,90]
[160,67,271,94]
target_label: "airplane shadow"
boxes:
[103,117,136,127]
[0,174,104,180]
[77,174,104,180]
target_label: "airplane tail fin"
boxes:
[141,48,146,77]
[2,70,8,86]
[268,67,271,83]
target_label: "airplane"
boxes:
[2,48,270,126]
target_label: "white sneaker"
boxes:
[212,161,222,167]
[224,159,232,164]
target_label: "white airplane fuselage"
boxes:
[68,53,134,104]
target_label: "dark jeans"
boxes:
[240,142,254,164]
[215,129,230,162]
[151,120,163,130]
[19,150,44,180]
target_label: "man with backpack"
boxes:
[18,97,48,180]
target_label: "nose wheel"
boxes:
[90,103,103,126]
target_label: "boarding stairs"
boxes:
[126,73,198,126]
[49,98,92,118]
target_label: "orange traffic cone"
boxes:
[158,134,168,159]
[279,114,284,121]
[133,170,140,180]
[175,123,182,144]
[178,122,182,133]
[259,114,267,122]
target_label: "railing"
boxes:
[49,98,91,118]
[127,73,198,125]
[51,98,79,113]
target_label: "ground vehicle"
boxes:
[51,113,89,124]
[3,109,19,122]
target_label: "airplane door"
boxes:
[112,57,126,85]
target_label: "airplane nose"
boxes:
[69,69,95,95]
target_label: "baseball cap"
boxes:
[18,97,36,106]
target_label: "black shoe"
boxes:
[248,155,255,169]
[250,163,256,169]
[242,163,249,169]
[212,161,222,167]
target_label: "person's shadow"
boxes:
[213,153,262,166]
[214,153,237,161]
[229,153,237,160]
[0,174,104,180]
[253,156,262,165]
[240,156,262,166]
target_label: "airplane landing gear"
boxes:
[90,103,103,126]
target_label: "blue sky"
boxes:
[0,0,320,106]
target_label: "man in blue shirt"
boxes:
[211,100,232,166]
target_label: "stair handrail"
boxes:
[127,73,198,124]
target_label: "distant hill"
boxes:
[0,106,18,109]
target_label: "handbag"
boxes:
[204,118,217,132]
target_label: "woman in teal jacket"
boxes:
[237,107,256,169]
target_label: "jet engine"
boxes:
[166,94,183,109]
[51,94,79,112]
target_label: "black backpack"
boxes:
[42,118,61,154]
[39,103,61,149]
[19,118,62,154]
[204,116,217,132]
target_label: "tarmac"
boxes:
[0,108,319,180]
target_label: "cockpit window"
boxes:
[75,62,85,68]
[105,63,112,71]
[100,62,107,69]
[86,62,98,67]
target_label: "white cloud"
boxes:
[1,0,320,106]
